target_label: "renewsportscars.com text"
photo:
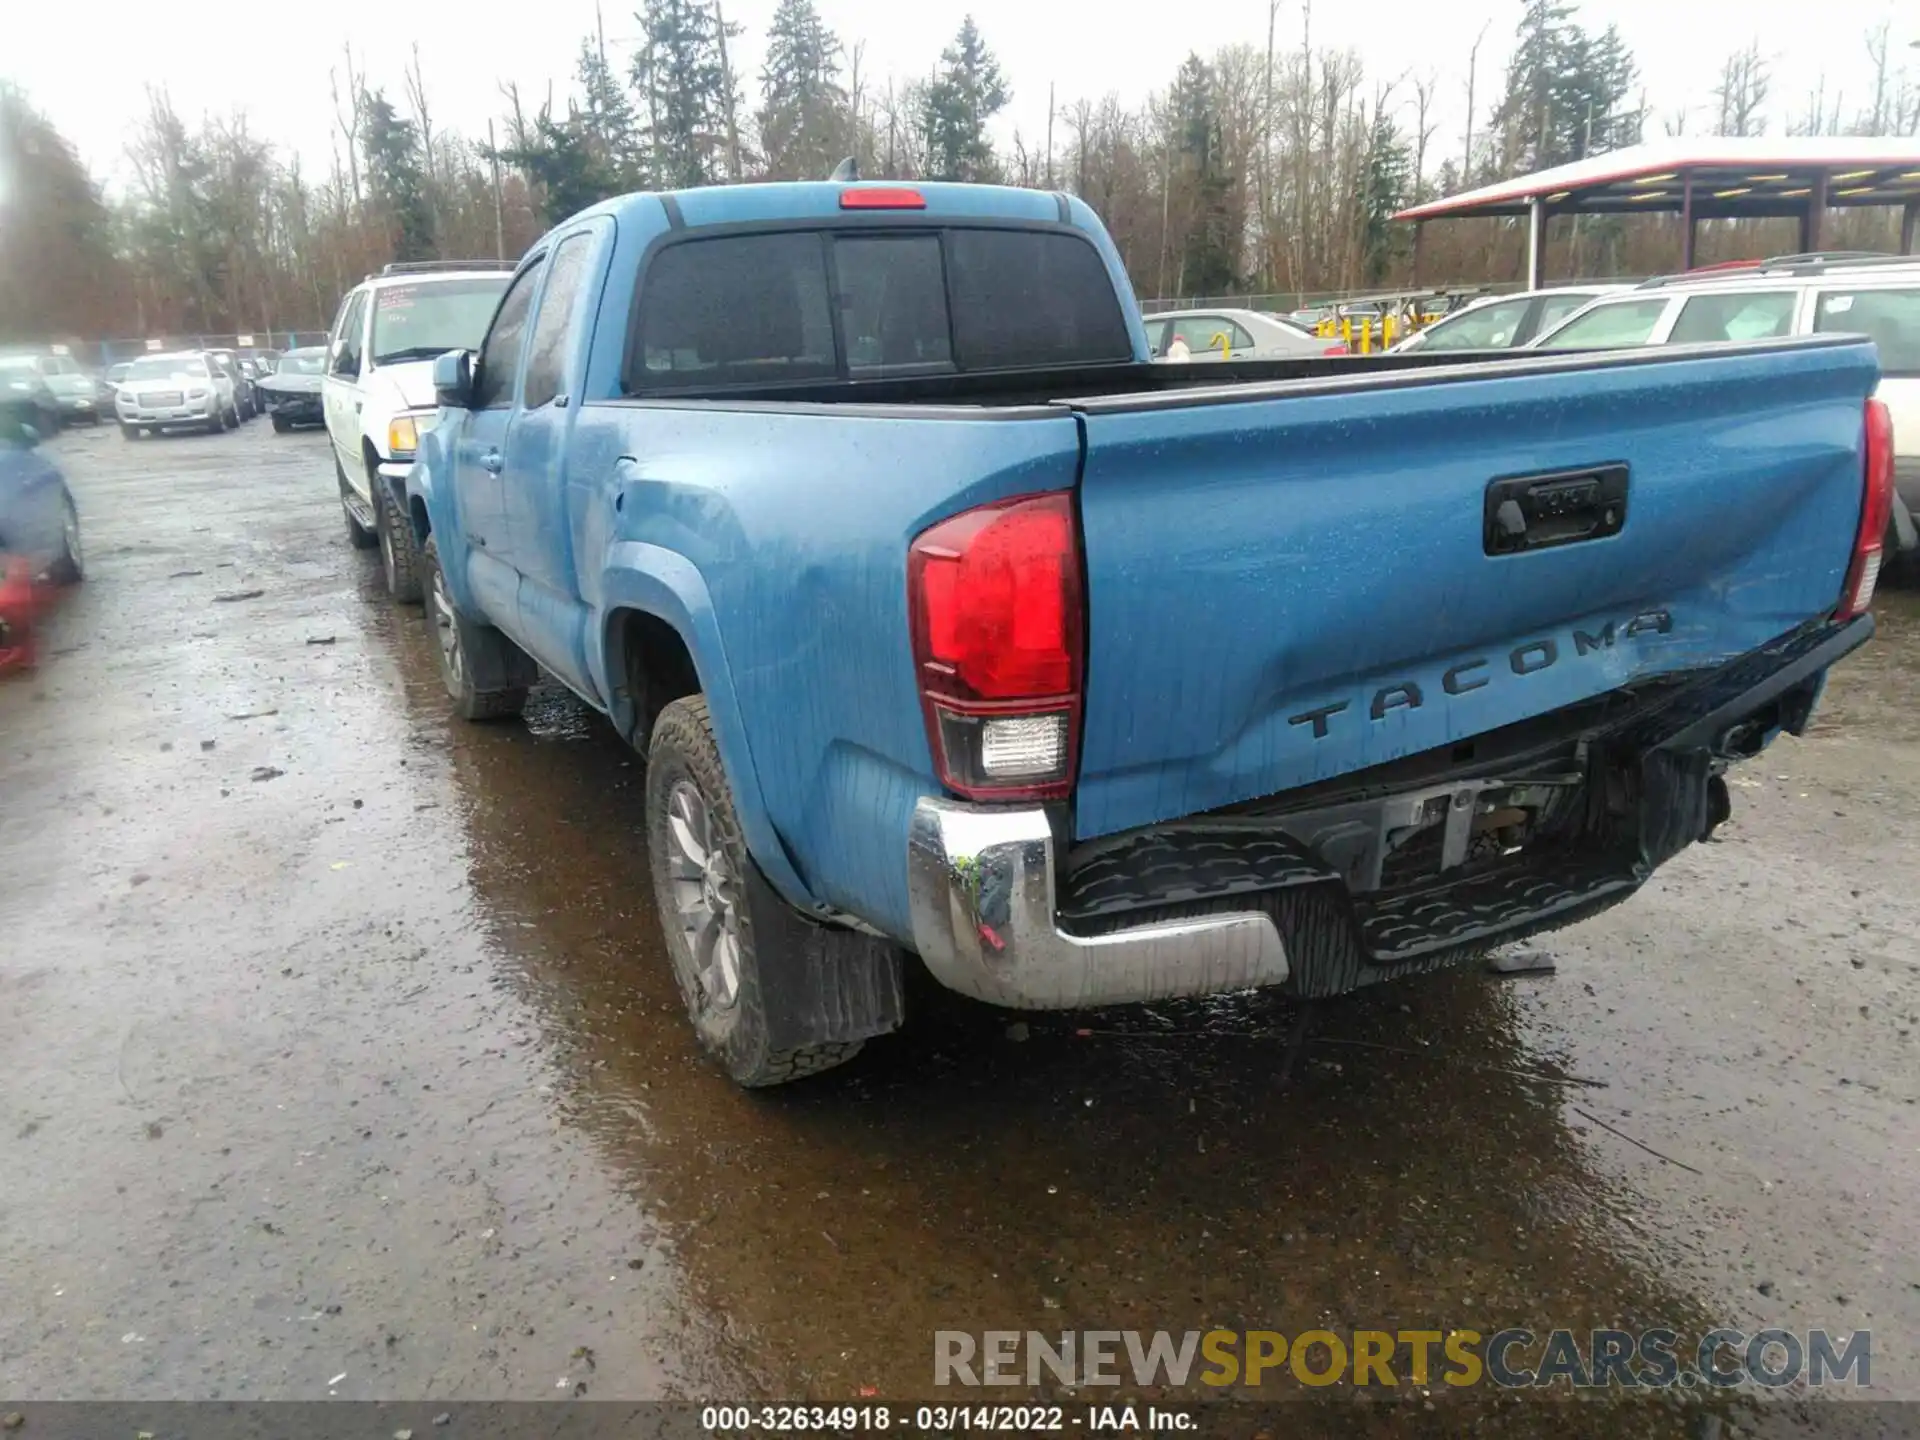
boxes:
[934,1328,1871,1390]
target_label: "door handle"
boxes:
[1484,465,1629,556]
[353,399,362,413]
[481,449,504,475]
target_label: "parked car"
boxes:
[1147,307,1340,360]
[323,261,514,588]
[16,351,114,425]
[204,349,256,421]
[399,180,1884,1089]
[256,347,327,432]
[0,401,83,668]
[114,351,237,437]
[0,353,69,436]
[1530,256,1920,555]
[1391,285,1630,353]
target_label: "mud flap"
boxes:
[1636,747,1716,869]
[742,856,906,1051]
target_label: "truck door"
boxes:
[495,225,602,699]
[449,254,544,632]
[322,290,368,492]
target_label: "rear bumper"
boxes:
[906,799,1289,1010]
[903,616,1872,1009]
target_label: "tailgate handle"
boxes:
[1484,464,1629,556]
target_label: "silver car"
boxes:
[114,352,236,437]
[1146,308,1335,361]
[1391,286,1630,353]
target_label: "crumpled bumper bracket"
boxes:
[906,798,1289,1010]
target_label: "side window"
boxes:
[1422,299,1530,351]
[522,234,597,410]
[1537,299,1669,349]
[1167,316,1229,352]
[472,260,546,410]
[331,293,367,377]
[1227,320,1257,351]
[1668,291,1797,345]
[1532,292,1597,336]
[1814,287,1920,376]
[1144,319,1169,357]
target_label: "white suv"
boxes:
[1532,255,1920,557]
[114,351,238,437]
[323,263,512,600]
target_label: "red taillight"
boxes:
[908,492,1083,801]
[1322,343,1349,356]
[839,187,927,210]
[1838,397,1895,619]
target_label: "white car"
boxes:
[1146,307,1335,361]
[1530,255,1920,555]
[1391,285,1629,353]
[114,352,238,438]
[323,263,512,601]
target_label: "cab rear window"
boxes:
[629,226,1131,391]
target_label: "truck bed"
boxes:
[612,335,1846,412]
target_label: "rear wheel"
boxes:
[46,491,83,586]
[646,695,865,1087]
[376,477,422,604]
[424,537,529,721]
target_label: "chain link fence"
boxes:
[71,332,333,367]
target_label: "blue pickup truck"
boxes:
[395,180,1891,1087]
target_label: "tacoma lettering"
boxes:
[1287,609,1674,739]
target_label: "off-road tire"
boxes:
[423,537,529,721]
[646,695,864,1088]
[376,478,423,604]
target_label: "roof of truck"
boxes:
[569,180,1090,237]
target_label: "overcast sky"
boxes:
[6,0,1916,192]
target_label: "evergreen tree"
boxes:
[757,0,848,180]
[1360,110,1413,283]
[0,85,126,338]
[632,0,731,188]
[922,16,1008,182]
[1170,54,1235,296]
[492,105,622,225]
[361,89,435,260]
[577,34,645,188]
[1491,0,1638,173]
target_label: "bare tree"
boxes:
[1411,71,1438,200]
[329,45,365,213]
[403,43,441,248]
[1462,19,1490,182]
[1713,41,1769,137]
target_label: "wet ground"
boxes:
[2,421,1917,1432]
